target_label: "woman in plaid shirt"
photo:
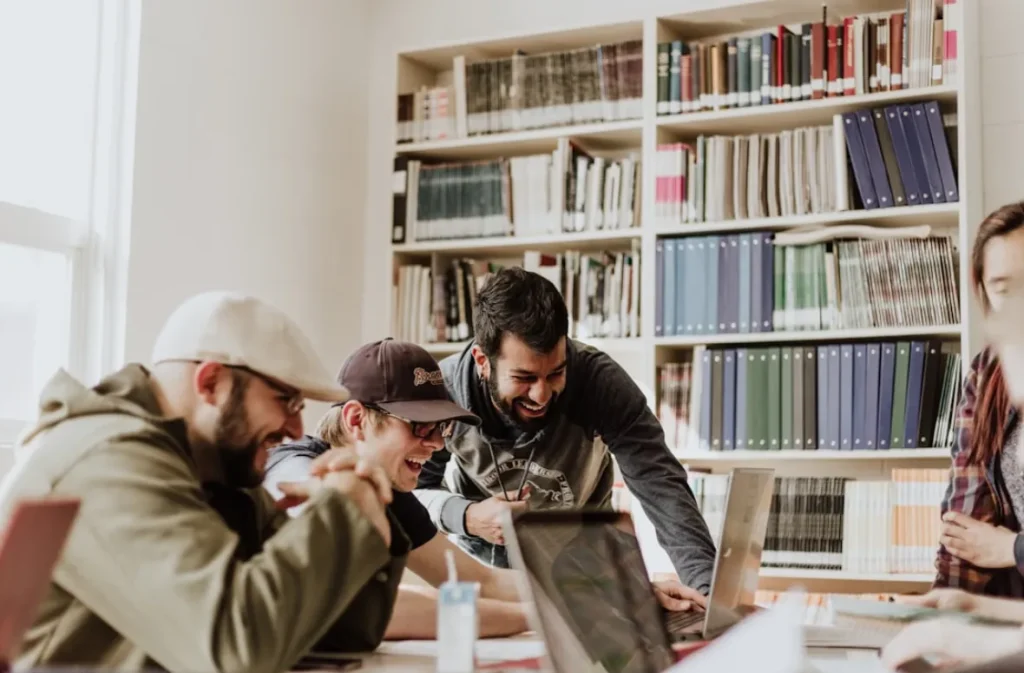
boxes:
[935,201,1024,598]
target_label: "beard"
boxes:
[486,366,557,435]
[213,376,263,489]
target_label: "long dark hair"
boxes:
[967,201,1024,464]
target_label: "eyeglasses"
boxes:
[231,366,305,416]
[367,404,454,440]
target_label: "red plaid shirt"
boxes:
[934,348,1024,597]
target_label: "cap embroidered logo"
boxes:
[413,367,444,386]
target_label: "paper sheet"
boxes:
[373,638,545,662]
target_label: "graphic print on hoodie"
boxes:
[413,340,717,593]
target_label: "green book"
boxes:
[890,342,912,449]
[781,347,793,449]
[768,347,782,450]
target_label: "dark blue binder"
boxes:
[864,343,882,449]
[924,101,959,203]
[842,111,879,209]
[699,349,713,450]
[910,103,946,204]
[750,233,763,333]
[762,232,774,331]
[675,237,687,336]
[655,239,665,337]
[828,345,841,450]
[884,105,924,206]
[898,104,934,204]
[876,343,897,450]
[840,344,854,450]
[852,344,868,449]
[903,341,927,448]
[739,234,752,333]
[663,238,676,337]
[856,110,895,208]
[723,349,737,450]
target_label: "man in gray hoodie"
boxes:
[413,267,717,596]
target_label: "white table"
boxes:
[320,638,889,672]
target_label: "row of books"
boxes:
[690,470,945,574]
[395,40,644,144]
[654,232,960,337]
[656,2,956,115]
[523,246,642,340]
[653,103,956,228]
[658,342,962,454]
[392,246,642,344]
[655,124,845,226]
[391,145,641,244]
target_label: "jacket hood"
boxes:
[20,364,177,446]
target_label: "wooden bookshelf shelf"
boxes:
[656,324,962,348]
[761,568,933,583]
[656,85,958,136]
[676,448,950,462]
[654,202,961,237]
[394,119,643,160]
[394,228,641,257]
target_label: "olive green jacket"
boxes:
[0,364,407,673]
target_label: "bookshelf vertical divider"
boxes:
[387,0,977,595]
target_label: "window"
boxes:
[0,1,139,446]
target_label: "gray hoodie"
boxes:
[413,340,716,593]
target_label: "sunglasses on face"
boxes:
[367,405,454,439]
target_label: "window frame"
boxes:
[0,0,140,448]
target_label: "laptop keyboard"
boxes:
[665,609,705,633]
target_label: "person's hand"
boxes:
[881,618,1024,670]
[940,512,1018,569]
[277,469,393,547]
[465,486,531,545]
[652,578,707,611]
[896,588,980,614]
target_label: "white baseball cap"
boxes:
[151,290,349,403]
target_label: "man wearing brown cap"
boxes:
[265,338,532,640]
[0,291,405,673]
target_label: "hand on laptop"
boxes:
[896,588,979,614]
[466,486,531,545]
[881,618,1024,671]
[652,579,706,611]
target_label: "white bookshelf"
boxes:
[386,0,982,593]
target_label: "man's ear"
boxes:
[340,400,368,441]
[470,345,491,379]
[193,361,229,406]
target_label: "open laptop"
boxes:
[0,497,80,668]
[502,467,775,672]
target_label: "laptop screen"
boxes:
[507,510,676,673]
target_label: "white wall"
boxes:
[125,0,370,426]
[979,0,1024,211]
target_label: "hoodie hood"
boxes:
[20,364,185,447]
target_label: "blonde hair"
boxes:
[315,403,386,448]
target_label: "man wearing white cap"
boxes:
[0,291,407,673]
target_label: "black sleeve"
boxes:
[573,349,717,594]
[389,491,438,550]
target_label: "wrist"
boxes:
[439,495,474,537]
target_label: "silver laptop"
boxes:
[502,467,775,672]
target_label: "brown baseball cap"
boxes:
[338,339,481,426]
